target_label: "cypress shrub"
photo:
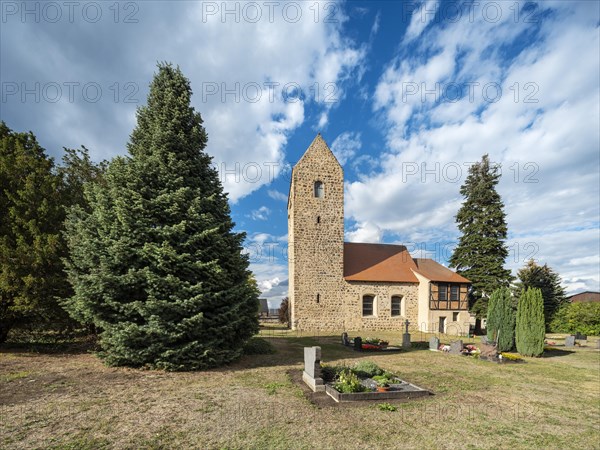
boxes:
[515,287,545,357]
[486,287,515,352]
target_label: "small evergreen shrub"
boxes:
[352,360,383,378]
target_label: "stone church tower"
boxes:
[288,134,345,329]
[288,134,472,333]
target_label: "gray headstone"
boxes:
[575,333,587,341]
[402,333,411,349]
[429,336,440,351]
[480,336,489,344]
[564,335,575,347]
[449,340,464,355]
[596,340,600,349]
[354,336,362,352]
[304,346,322,379]
[341,332,349,346]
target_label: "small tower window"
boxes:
[317,216,320,224]
[316,293,320,303]
[314,181,324,198]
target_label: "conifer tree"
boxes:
[515,287,545,357]
[514,259,566,327]
[449,155,512,319]
[63,64,259,369]
[0,122,69,343]
[486,287,515,352]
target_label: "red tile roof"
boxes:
[343,242,470,283]
[568,291,600,303]
[413,258,470,283]
[344,243,419,282]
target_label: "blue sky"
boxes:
[2,1,599,306]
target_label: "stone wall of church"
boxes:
[293,280,419,332]
[343,281,419,331]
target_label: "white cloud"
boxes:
[350,1,600,293]
[345,221,383,243]
[2,1,366,203]
[404,0,440,43]
[331,131,362,165]
[250,206,271,221]
[267,190,288,202]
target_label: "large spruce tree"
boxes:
[486,287,515,352]
[63,64,259,370]
[449,154,512,319]
[515,287,545,357]
[0,122,69,343]
[514,259,566,327]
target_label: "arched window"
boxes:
[314,181,324,198]
[362,295,374,316]
[391,296,402,316]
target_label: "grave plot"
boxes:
[340,319,413,353]
[302,346,431,403]
[428,336,524,363]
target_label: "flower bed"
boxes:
[321,360,430,402]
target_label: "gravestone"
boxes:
[429,336,440,351]
[480,336,490,344]
[341,332,350,346]
[596,340,600,349]
[449,340,464,355]
[354,336,363,352]
[402,319,411,349]
[564,335,575,347]
[575,333,587,341]
[302,346,325,392]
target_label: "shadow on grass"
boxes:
[541,348,576,358]
[227,333,432,372]
[1,331,97,355]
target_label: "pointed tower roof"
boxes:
[288,134,343,208]
[295,133,342,169]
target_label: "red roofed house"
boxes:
[288,135,472,334]
[568,291,600,303]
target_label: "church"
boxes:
[287,134,472,334]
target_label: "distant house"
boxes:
[567,291,600,303]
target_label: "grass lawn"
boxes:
[1,328,599,449]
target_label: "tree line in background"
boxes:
[0,64,259,370]
[451,154,598,356]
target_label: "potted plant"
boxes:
[376,379,390,392]
[372,375,391,392]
